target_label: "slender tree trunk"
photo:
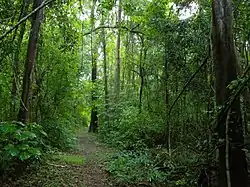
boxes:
[18,0,43,123]
[31,29,43,123]
[164,41,169,109]
[89,0,98,133]
[79,21,85,82]
[212,0,248,186]
[124,20,132,93]
[164,40,170,149]
[10,0,30,120]
[243,44,250,135]
[206,58,215,160]
[114,0,122,100]
[131,37,136,92]
[130,35,136,92]
[101,12,109,121]
[139,39,144,112]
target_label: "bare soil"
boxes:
[77,129,111,187]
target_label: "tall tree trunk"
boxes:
[89,0,98,133]
[139,39,144,112]
[18,0,43,123]
[212,0,248,186]
[10,0,30,120]
[101,12,109,121]
[243,43,250,135]
[164,40,171,151]
[114,0,122,100]
[30,29,43,123]
[124,19,131,92]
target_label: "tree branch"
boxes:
[83,25,144,36]
[0,0,54,41]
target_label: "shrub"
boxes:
[99,106,165,150]
[0,122,47,173]
[41,118,78,150]
[107,150,167,185]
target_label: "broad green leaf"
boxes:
[14,131,37,141]
[19,152,31,161]
[4,144,20,157]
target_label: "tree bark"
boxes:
[114,0,122,100]
[88,0,98,133]
[18,0,43,123]
[139,40,144,112]
[10,0,30,120]
[101,12,109,121]
[243,44,250,135]
[164,39,170,151]
[212,0,248,186]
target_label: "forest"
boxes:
[0,0,250,186]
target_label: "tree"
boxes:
[89,0,98,133]
[114,0,122,100]
[101,11,109,121]
[212,0,248,186]
[18,0,43,123]
[1,0,250,185]
[10,0,30,120]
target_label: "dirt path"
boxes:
[77,128,111,187]
[1,128,112,187]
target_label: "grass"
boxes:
[52,153,85,165]
[1,153,86,187]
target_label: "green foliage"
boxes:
[153,147,203,186]
[41,119,78,150]
[99,105,164,150]
[0,122,46,172]
[0,0,249,185]
[106,146,200,186]
[107,150,167,185]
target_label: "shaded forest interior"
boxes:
[1,0,250,186]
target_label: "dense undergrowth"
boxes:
[0,102,209,187]
[0,117,86,178]
[99,103,206,186]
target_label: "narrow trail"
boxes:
[1,128,112,187]
[77,128,111,187]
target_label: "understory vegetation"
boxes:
[99,104,206,186]
[1,0,250,186]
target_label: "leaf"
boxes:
[15,131,37,141]
[0,124,17,134]
[28,148,41,156]
[4,144,20,157]
[17,144,30,150]
[175,178,186,185]
[19,151,31,161]
[39,130,48,137]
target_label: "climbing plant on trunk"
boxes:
[212,0,248,186]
